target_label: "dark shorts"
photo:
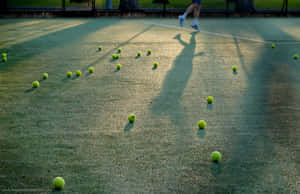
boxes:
[192,0,202,5]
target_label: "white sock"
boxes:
[193,18,198,25]
[182,12,188,19]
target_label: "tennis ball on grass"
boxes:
[206,96,214,104]
[98,46,102,51]
[293,54,299,60]
[232,66,237,72]
[118,48,122,53]
[153,62,159,68]
[67,71,72,78]
[2,53,7,58]
[137,52,141,57]
[43,73,48,79]
[53,177,65,190]
[211,151,222,162]
[32,81,39,88]
[2,56,7,62]
[112,54,119,59]
[117,64,122,70]
[76,70,81,77]
[147,49,152,55]
[89,67,94,73]
[198,120,206,129]
[271,44,275,48]
[128,114,136,123]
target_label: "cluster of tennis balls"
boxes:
[31,72,49,88]
[2,53,7,62]
[197,96,222,162]
[65,67,94,78]
[32,67,95,88]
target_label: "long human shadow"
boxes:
[151,31,203,117]
[148,31,201,189]
[208,21,300,193]
[0,19,119,72]
[151,32,204,144]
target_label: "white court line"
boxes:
[143,21,300,45]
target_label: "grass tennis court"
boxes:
[7,0,300,9]
[0,18,299,193]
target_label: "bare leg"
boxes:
[179,3,197,26]
[185,3,198,16]
[192,4,201,30]
[193,5,200,18]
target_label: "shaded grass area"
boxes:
[7,0,300,9]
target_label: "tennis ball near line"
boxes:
[117,64,122,70]
[98,46,102,51]
[211,151,222,162]
[53,177,65,190]
[76,70,81,77]
[198,120,206,129]
[153,62,159,68]
[89,67,94,73]
[232,66,237,72]
[2,57,7,62]
[137,51,141,57]
[43,73,48,79]
[206,96,214,104]
[147,49,152,55]
[67,71,72,78]
[293,54,299,60]
[128,114,136,123]
[271,44,275,48]
[118,48,122,53]
[32,81,39,88]
[2,53,7,58]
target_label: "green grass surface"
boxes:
[0,18,299,193]
[7,0,300,9]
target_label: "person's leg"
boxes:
[179,2,197,26]
[191,1,201,30]
[192,4,200,25]
[183,3,197,18]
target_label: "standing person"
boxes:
[178,0,201,31]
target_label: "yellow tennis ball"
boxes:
[53,177,65,190]
[211,151,222,162]
[76,70,81,77]
[197,120,206,129]
[206,96,214,104]
[32,81,39,88]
